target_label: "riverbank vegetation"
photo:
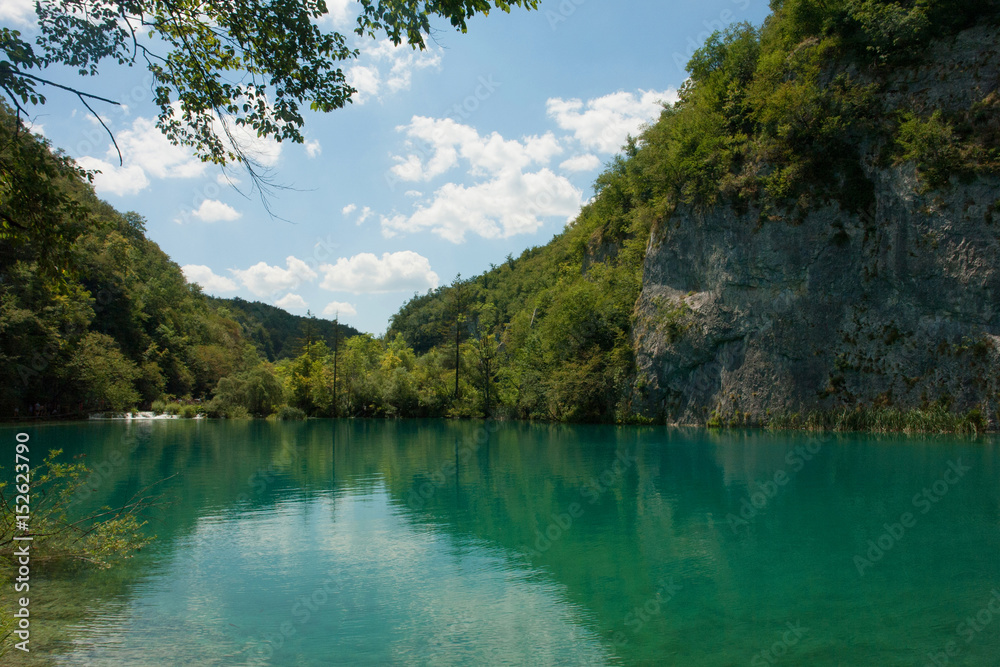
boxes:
[0,449,155,653]
[764,404,989,435]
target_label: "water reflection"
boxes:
[2,421,998,666]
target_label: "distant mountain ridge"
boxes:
[206,296,363,361]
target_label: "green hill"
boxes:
[206,296,362,362]
[0,112,357,417]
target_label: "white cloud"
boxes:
[342,204,372,225]
[320,251,438,294]
[85,113,113,127]
[390,116,562,183]
[216,172,241,185]
[181,265,238,292]
[75,156,150,196]
[319,0,356,27]
[0,0,35,25]
[305,139,322,158]
[78,108,282,194]
[560,154,601,172]
[231,256,318,297]
[188,199,242,223]
[465,132,562,177]
[274,293,308,311]
[382,168,583,243]
[322,301,358,317]
[390,153,428,182]
[383,117,583,242]
[546,89,677,154]
[116,116,208,179]
[370,40,442,93]
[346,40,441,104]
[347,65,381,104]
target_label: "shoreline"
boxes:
[1,407,994,435]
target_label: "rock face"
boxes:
[631,27,1000,426]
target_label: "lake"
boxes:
[3,420,1000,665]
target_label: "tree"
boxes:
[67,332,141,411]
[1,0,538,177]
[340,334,385,416]
[297,311,319,351]
[470,301,500,417]
[332,314,340,418]
[447,274,468,402]
[285,340,329,413]
[0,105,94,281]
[472,332,499,417]
[211,365,285,416]
[382,333,419,416]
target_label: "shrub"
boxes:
[0,450,151,652]
[225,405,252,420]
[766,403,988,434]
[165,402,182,415]
[276,405,306,420]
[849,0,931,63]
[895,111,962,190]
[200,398,224,418]
[150,399,166,414]
[178,404,198,419]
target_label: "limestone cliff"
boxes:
[631,26,1000,426]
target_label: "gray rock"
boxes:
[630,28,1000,426]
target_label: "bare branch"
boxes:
[78,94,122,165]
[12,70,121,106]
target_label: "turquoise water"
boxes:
[3,420,1000,665]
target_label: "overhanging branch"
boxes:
[9,69,123,163]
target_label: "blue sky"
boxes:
[4,0,771,334]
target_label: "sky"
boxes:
[3,0,772,334]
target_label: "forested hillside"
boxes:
[0,104,513,420]
[389,0,1000,426]
[1,114,226,413]
[206,296,361,361]
[0,114,361,418]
